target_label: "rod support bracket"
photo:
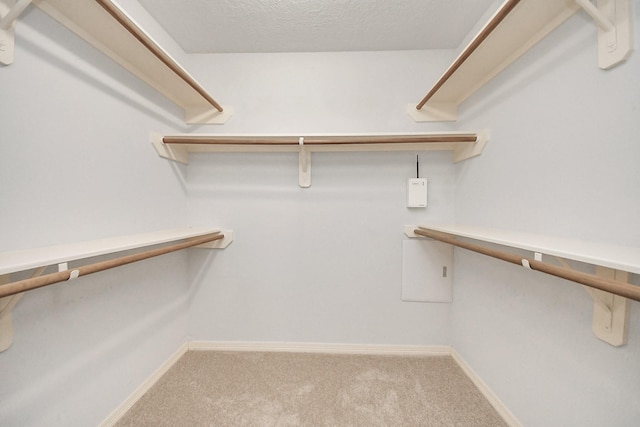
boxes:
[299,137,311,188]
[194,231,234,249]
[575,0,633,69]
[151,132,189,164]
[588,267,630,346]
[0,275,16,352]
[0,0,32,65]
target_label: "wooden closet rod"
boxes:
[162,134,479,145]
[0,233,224,299]
[414,228,640,302]
[416,0,521,110]
[94,0,224,113]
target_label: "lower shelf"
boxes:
[405,224,639,346]
[0,227,233,352]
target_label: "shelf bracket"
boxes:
[299,137,311,188]
[0,0,31,65]
[151,132,189,164]
[194,230,234,249]
[406,102,458,123]
[575,0,633,69]
[0,265,45,352]
[453,129,490,163]
[555,256,629,346]
[589,266,630,346]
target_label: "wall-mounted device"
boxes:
[407,155,427,208]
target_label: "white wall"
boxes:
[184,50,463,345]
[0,6,191,426]
[3,1,639,426]
[452,5,640,426]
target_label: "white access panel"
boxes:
[402,240,453,302]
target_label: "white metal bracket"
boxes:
[575,0,633,69]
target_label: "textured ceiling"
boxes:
[136,0,497,53]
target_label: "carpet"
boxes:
[115,350,508,426]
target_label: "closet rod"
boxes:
[94,0,224,113]
[162,134,479,145]
[0,233,224,299]
[416,0,521,110]
[414,228,640,302]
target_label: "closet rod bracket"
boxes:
[575,0,633,69]
[151,132,189,164]
[0,0,32,65]
[299,137,311,188]
[556,256,629,346]
[0,265,45,352]
[588,266,630,346]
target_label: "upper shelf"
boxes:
[408,0,580,122]
[153,131,490,163]
[32,0,232,124]
[407,224,640,275]
[152,131,490,187]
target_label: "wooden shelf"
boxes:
[408,0,580,122]
[33,0,231,124]
[153,131,490,187]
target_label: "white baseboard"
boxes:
[99,342,189,427]
[189,340,453,356]
[101,341,519,427]
[451,349,523,427]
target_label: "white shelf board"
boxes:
[416,224,640,275]
[0,227,220,276]
[33,0,230,124]
[410,0,579,121]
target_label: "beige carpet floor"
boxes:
[115,350,508,426]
